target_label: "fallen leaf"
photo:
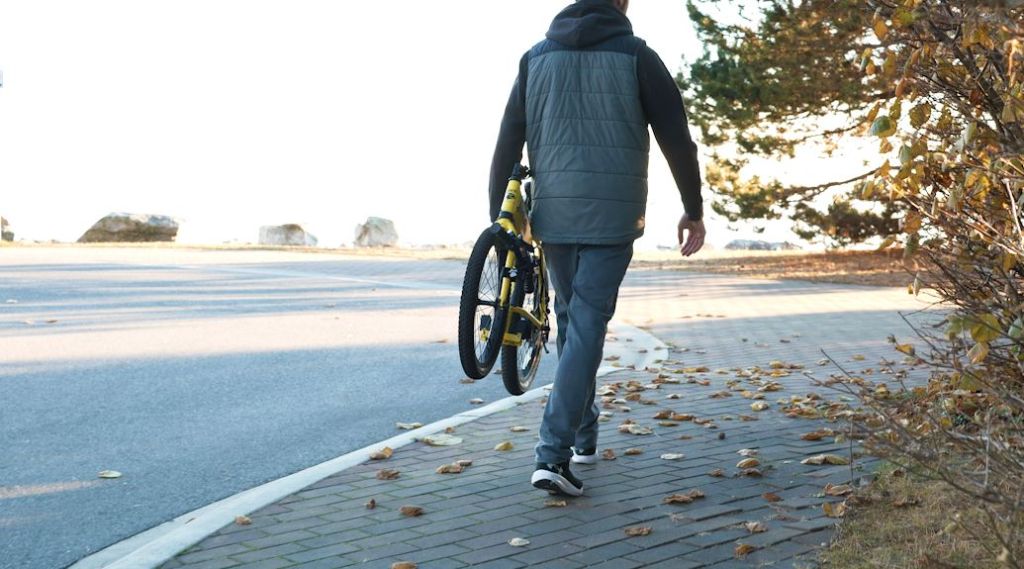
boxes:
[365,499,376,509]
[468,398,484,405]
[750,402,770,412]
[736,458,760,469]
[456,459,473,467]
[400,505,424,517]
[459,378,475,384]
[737,448,759,457]
[98,470,122,479]
[376,469,400,480]
[445,426,456,434]
[602,449,617,460]
[738,415,759,421]
[391,563,417,569]
[744,521,767,533]
[396,422,423,430]
[800,430,833,441]
[624,447,644,455]
[234,515,252,525]
[619,424,653,435]
[824,483,853,496]
[735,543,757,558]
[740,468,763,477]
[708,469,725,477]
[662,489,705,505]
[544,499,567,508]
[660,453,685,461]
[510,426,530,432]
[420,434,462,446]
[762,492,782,502]
[624,526,652,537]
[823,501,847,517]
[509,537,530,547]
[494,441,514,451]
[435,463,464,474]
[801,454,850,466]
[369,447,394,460]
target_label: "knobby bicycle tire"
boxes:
[500,262,547,395]
[458,227,508,379]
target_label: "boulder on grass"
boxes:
[78,213,179,243]
[258,224,318,247]
[1,217,12,242]
[354,217,398,248]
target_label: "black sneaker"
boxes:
[531,461,584,496]
[570,447,598,465]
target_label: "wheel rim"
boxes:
[514,284,543,383]
[473,246,502,364]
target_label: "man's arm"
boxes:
[637,45,703,222]
[488,53,529,221]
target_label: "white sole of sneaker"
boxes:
[530,469,584,497]
[570,453,598,465]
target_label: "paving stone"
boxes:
[564,540,642,565]
[242,529,319,549]
[229,542,306,563]
[623,541,701,565]
[467,558,527,569]
[290,556,359,568]
[342,541,418,563]
[507,542,584,565]
[403,528,478,549]
[173,558,242,569]
[177,543,253,564]
[232,558,294,569]
[585,558,645,569]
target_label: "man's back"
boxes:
[488,0,704,246]
[524,12,650,244]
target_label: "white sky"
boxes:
[0,1,868,249]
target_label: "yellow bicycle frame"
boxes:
[494,174,547,347]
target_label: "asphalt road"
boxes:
[0,247,558,569]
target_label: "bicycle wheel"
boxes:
[501,261,548,395]
[458,228,509,379]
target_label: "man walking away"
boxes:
[488,0,705,496]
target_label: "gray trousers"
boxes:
[535,241,634,465]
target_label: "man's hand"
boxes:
[677,214,706,257]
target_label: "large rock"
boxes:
[725,239,802,251]
[1,217,12,242]
[354,217,398,247]
[725,239,774,251]
[258,224,318,247]
[78,213,179,243]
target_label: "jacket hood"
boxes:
[545,0,634,48]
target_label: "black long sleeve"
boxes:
[488,54,529,221]
[637,45,703,221]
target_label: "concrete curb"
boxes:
[71,322,666,569]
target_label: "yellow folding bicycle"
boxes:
[458,164,550,395]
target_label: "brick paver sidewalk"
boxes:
[161,272,932,569]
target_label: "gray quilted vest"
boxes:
[525,38,650,245]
